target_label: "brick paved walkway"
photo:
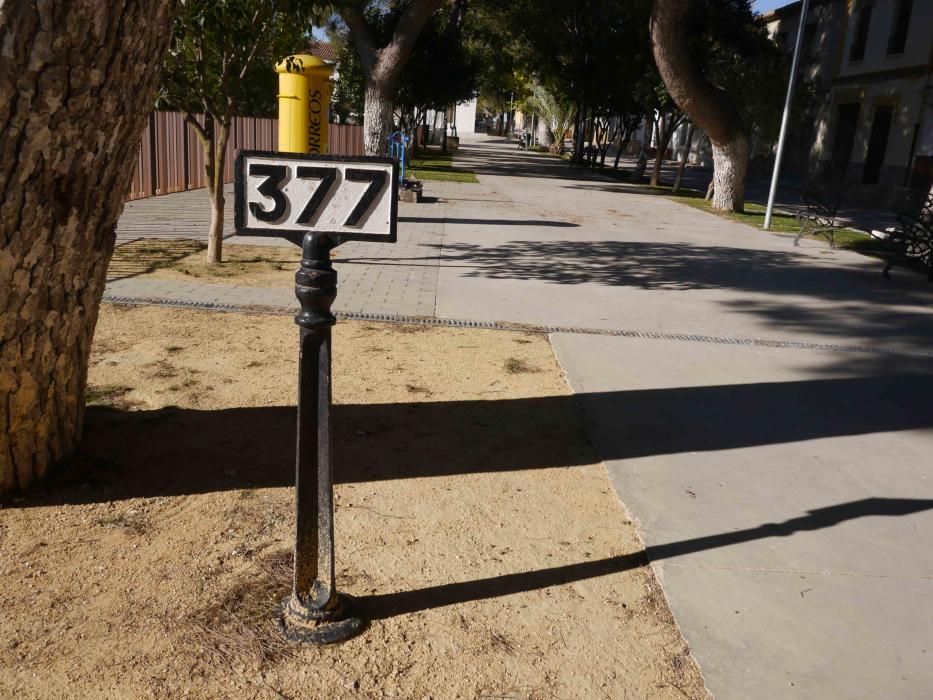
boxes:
[112,184,445,317]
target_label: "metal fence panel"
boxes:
[126,113,154,200]
[186,114,207,190]
[154,111,187,195]
[329,123,364,156]
[127,112,375,200]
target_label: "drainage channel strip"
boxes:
[101,294,933,359]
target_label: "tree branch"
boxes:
[237,6,269,81]
[194,30,212,117]
[377,0,446,84]
[184,111,209,148]
[650,0,745,145]
[341,4,378,76]
[447,0,467,35]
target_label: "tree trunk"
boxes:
[673,123,695,194]
[342,0,445,156]
[632,115,655,181]
[599,122,616,167]
[363,80,395,156]
[651,112,667,186]
[651,0,750,211]
[614,128,629,169]
[711,136,749,210]
[0,1,176,493]
[588,110,597,169]
[206,122,230,264]
[442,110,448,152]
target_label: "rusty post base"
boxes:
[278,591,365,645]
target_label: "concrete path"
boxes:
[435,136,933,699]
[602,153,899,234]
[113,135,933,699]
[436,137,932,354]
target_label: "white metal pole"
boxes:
[764,0,810,229]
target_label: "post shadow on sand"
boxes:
[357,496,933,619]
[106,238,205,283]
[6,373,931,621]
[9,372,933,509]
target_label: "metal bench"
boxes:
[881,199,933,281]
[794,187,845,249]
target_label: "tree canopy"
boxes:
[157,0,318,262]
[332,2,478,130]
[159,0,317,122]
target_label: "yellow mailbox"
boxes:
[275,54,333,155]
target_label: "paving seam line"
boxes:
[101,294,933,359]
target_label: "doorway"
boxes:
[863,104,893,185]
[831,103,860,179]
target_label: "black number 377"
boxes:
[248,164,386,227]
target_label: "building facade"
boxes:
[766,0,933,204]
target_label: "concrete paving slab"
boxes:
[660,565,931,700]
[435,139,933,354]
[552,331,933,699]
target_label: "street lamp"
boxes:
[764,0,810,230]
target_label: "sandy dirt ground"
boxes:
[0,306,708,699]
[108,240,299,288]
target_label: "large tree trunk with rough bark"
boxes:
[0,1,176,493]
[341,0,445,156]
[710,134,748,208]
[363,78,396,156]
[651,0,750,211]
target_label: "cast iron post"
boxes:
[279,231,364,644]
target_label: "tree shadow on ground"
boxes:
[107,238,205,282]
[563,182,705,197]
[10,373,932,508]
[430,240,925,299]
[398,216,579,227]
[452,140,612,182]
[420,239,933,350]
[360,496,933,619]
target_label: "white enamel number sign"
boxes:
[234,151,398,242]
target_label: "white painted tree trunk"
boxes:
[651,113,667,186]
[673,123,695,194]
[0,1,176,492]
[651,0,750,212]
[363,82,395,156]
[711,136,749,211]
